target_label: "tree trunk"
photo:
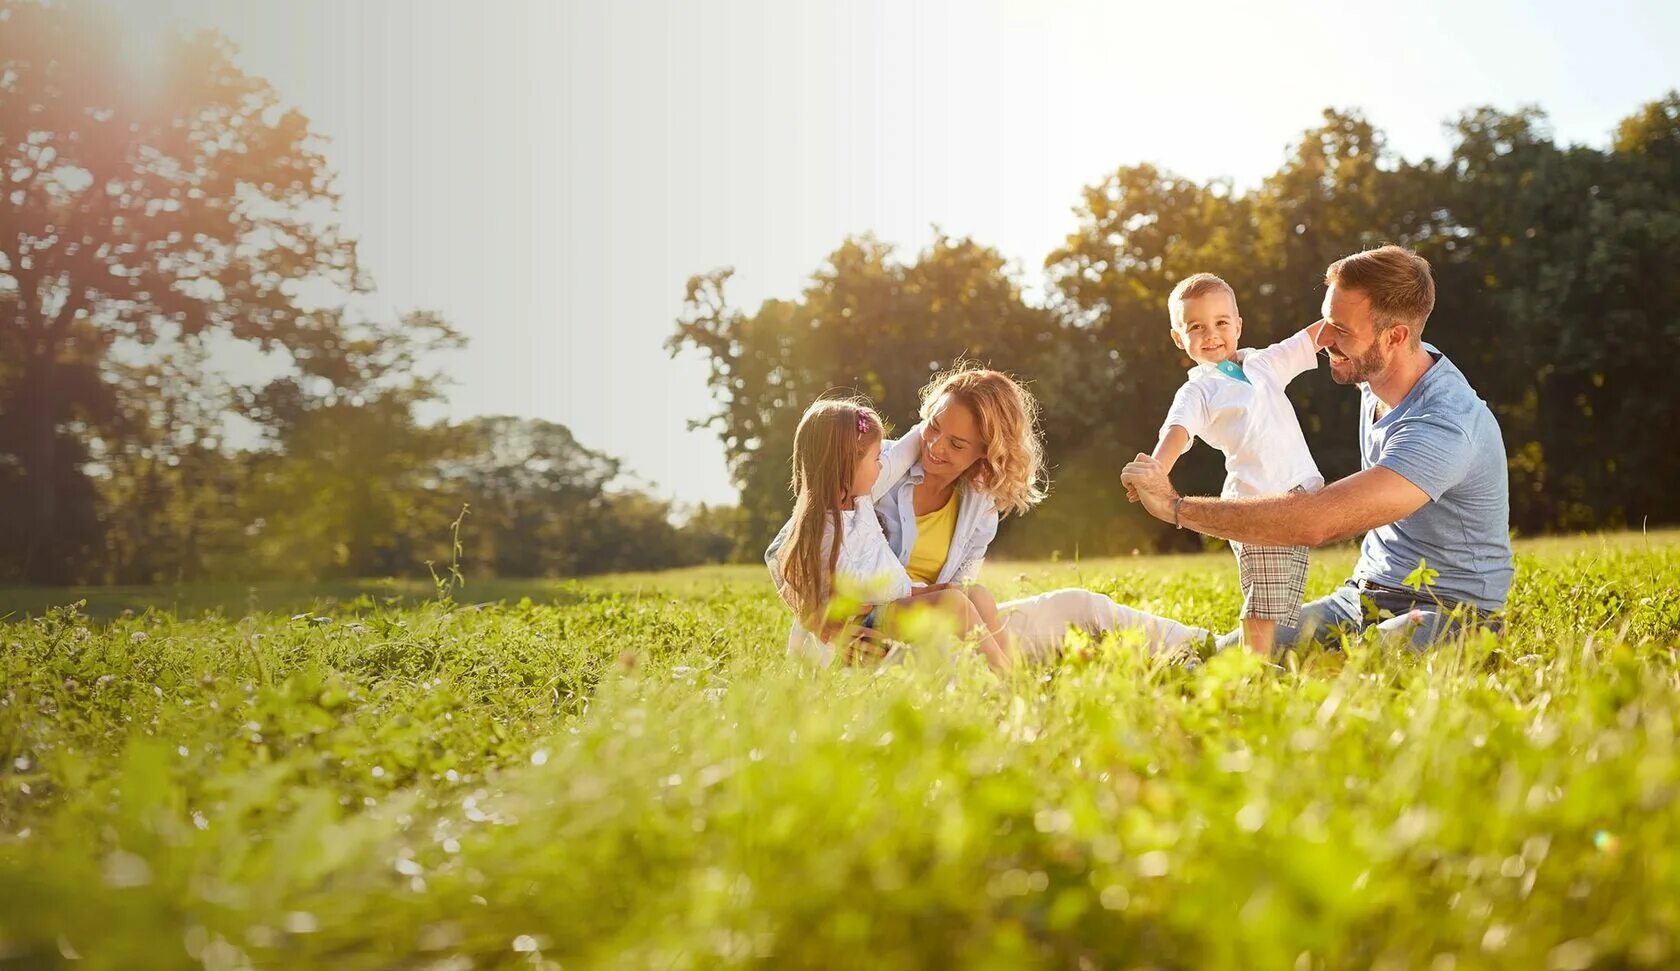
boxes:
[17,362,62,583]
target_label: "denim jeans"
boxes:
[1215,579,1502,652]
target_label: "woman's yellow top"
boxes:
[906,491,960,585]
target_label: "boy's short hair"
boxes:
[1324,246,1435,343]
[1167,273,1238,327]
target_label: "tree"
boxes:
[438,416,623,577]
[95,338,250,583]
[670,234,1054,559]
[683,101,1680,558]
[241,312,466,580]
[0,0,367,581]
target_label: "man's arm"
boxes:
[1121,455,1430,547]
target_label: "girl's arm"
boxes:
[762,516,800,612]
[870,421,926,501]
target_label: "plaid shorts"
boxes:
[1230,541,1310,627]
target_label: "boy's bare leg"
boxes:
[1242,617,1276,656]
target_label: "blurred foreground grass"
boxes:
[2,531,1678,968]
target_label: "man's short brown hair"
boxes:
[1167,272,1238,327]
[1324,245,1435,341]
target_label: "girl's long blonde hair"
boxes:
[776,397,885,627]
[919,365,1047,517]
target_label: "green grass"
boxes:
[2,531,1678,969]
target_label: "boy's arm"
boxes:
[1247,320,1331,385]
[870,421,926,501]
[1152,424,1193,475]
[1134,383,1204,501]
[1128,425,1192,503]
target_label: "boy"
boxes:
[1145,273,1326,655]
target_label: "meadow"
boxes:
[2,531,1678,969]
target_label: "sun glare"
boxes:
[107,4,174,89]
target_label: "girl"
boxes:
[769,397,1012,670]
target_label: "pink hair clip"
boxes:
[856,410,871,435]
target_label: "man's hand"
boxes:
[1121,453,1180,523]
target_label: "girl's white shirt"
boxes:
[764,423,925,666]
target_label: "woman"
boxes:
[768,365,1209,664]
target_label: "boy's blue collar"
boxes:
[1214,359,1250,384]
[1189,358,1250,384]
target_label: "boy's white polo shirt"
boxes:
[1160,328,1325,499]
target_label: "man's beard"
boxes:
[1330,340,1387,385]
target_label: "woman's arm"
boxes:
[950,508,998,584]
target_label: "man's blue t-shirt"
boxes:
[1355,346,1513,610]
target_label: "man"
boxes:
[1121,245,1513,650]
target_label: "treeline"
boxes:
[9,0,1679,584]
[672,97,1680,559]
[0,0,731,585]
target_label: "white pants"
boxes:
[998,588,1210,662]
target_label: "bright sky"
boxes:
[113,0,1679,506]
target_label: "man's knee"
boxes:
[1375,607,1494,650]
[1230,592,1358,653]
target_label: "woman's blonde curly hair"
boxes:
[918,364,1048,517]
